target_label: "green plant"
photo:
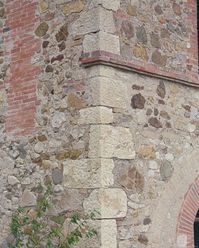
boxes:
[9,184,98,248]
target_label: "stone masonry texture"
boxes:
[0,0,199,248]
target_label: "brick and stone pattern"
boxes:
[1,0,199,248]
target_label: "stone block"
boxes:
[63,159,114,188]
[83,188,127,219]
[101,220,117,248]
[83,31,120,54]
[90,0,120,11]
[78,106,113,125]
[89,125,135,159]
[89,77,128,109]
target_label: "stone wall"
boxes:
[1,0,199,248]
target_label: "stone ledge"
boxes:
[80,50,199,88]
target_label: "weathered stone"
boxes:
[63,0,84,16]
[39,0,48,13]
[160,161,173,181]
[173,3,181,15]
[89,77,128,109]
[148,117,162,128]
[101,220,117,248]
[133,44,148,61]
[41,160,53,170]
[51,54,64,63]
[78,106,113,125]
[42,40,49,48]
[58,41,66,52]
[127,4,137,16]
[0,8,4,18]
[136,26,147,44]
[51,112,66,129]
[63,159,114,188]
[121,20,134,39]
[151,50,167,67]
[37,134,47,142]
[45,65,53,73]
[52,168,63,185]
[35,22,49,37]
[160,111,170,120]
[67,93,86,109]
[119,167,144,192]
[7,176,19,186]
[131,93,146,109]
[157,81,166,98]
[161,28,170,38]
[138,146,156,159]
[83,32,120,54]
[55,24,68,42]
[0,2,3,8]
[143,217,151,225]
[55,149,82,160]
[89,125,135,159]
[138,234,148,245]
[83,188,127,218]
[20,190,37,207]
[150,33,161,48]
[154,5,163,15]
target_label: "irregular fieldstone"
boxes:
[138,146,156,159]
[119,167,144,192]
[37,134,47,142]
[161,28,170,38]
[55,24,68,42]
[138,234,149,245]
[151,50,167,67]
[148,117,162,128]
[146,108,153,116]
[150,33,161,48]
[154,108,159,116]
[154,5,163,15]
[133,44,148,61]
[160,161,173,181]
[52,168,63,185]
[132,85,144,90]
[121,20,134,39]
[67,93,86,109]
[51,112,66,129]
[20,190,37,207]
[136,26,147,44]
[173,3,181,15]
[55,149,82,160]
[45,65,53,73]
[35,22,49,37]
[51,54,64,63]
[157,81,166,98]
[0,8,4,18]
[58,41,66,52]
[160,111,170,120]
[127,4,137,16]
[63,0,84,16]
[0,2,3,8]
[8,176,19,185]
[42,40,49,48]
[34,142,44,154]
[143,217,152,225]
[131,93,146,109]
[39,0,48,13]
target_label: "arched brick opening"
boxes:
[176,176,199,248]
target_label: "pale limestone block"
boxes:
[83,188,127,218]
[89,125,135,159]
[63,159,114,188]
[89,77,128,109]
[78,106,113,125]
[83,31,120,54]
[101,220,117,248]
[70,7,115,36]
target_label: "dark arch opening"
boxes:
[194,210,199,247]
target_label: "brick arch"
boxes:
[176,176,199,248]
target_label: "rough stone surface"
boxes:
[83,188,127,219]
[89,125,135,159]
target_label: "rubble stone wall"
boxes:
[0,1,199,248]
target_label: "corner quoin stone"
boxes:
[83,188,127,219]
[88,125,135,159]
[63,159,114,188]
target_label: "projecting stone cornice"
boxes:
[80,50,199,88]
